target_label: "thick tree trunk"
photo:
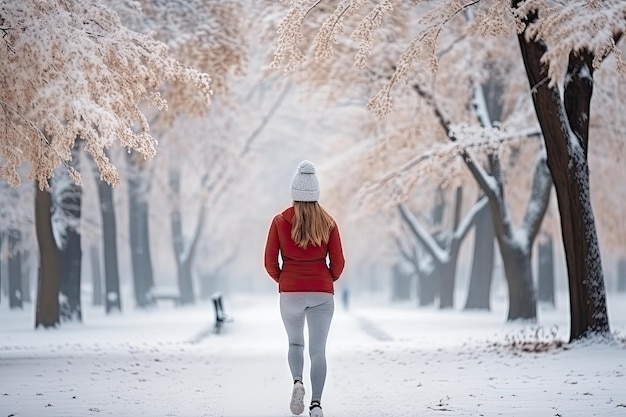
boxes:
[97,179,122,313]
[58,166,83,323]
[537,233,555,306]
[515,5,610,340]
[8,229,23,309]
[35,186,61,328]
[498,239,536,320]
[90,245,103,306]
[127,154,155,308]
[464,201,494,310]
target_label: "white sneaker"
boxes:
[290,380,305,415]
[309,401,324,417]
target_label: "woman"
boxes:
[264,160,345,417]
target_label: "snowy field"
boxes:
[1,292,625,417]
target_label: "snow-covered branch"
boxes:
[398,203,449,264]
[1,1,214,189]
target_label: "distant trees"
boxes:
[111,0,247,307]
[0,0,230,327]
[271,0,625,340]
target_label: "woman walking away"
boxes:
[264,160,345,417]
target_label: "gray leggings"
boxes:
[280,292,334,403]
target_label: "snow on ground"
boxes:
[1,292,625,417]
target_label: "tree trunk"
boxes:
[515,5,610,340]
[35,186,61,328]
[438,259,457,309]
[416,267,437,307]
[399,191,481,310]
[177,254,195,305]
[8,229,23,309]
[464,200,494,310]
[90,245,103,306]
[498,239,536,320]
[0,233,3,304]
[97,179,122,313]
[169,166,205,306]
[537,233,555,306]
[412,80,546,322]
[391,263,412,302]
[127,153,155,308]
[58,163,83,322]
[21,250,32,303]
[438,187,463,309]
[617,258,626,293]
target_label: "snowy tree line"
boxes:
[0,0,625,344]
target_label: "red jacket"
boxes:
[264,206,345,293]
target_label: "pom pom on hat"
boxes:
[290,160,320,202]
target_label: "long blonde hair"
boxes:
[291,201,334,249]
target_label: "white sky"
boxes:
[1,290,625,417]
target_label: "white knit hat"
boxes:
[290,160,320,202]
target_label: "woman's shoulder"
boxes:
[273,206,294,224]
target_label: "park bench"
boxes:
[151,288,181,306]
[212,292,232,334]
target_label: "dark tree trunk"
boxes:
[58,161,83,322]
[498,240,536,320]
[127,153,155,308]
[464,200,494,310]
[537,233,555,306]
[8,229,23,309]
[617,258,626,293]
[35,186,61,328]
[515,3,610,340]
[90,245,103,306]
[59,227,82,322]
[97,179,122,313]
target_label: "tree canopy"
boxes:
[0,0,212,188]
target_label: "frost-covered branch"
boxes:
[1,1,214,189]
[240,82,291,157]
[398,203,449,264]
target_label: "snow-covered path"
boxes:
[1,294,625,417]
